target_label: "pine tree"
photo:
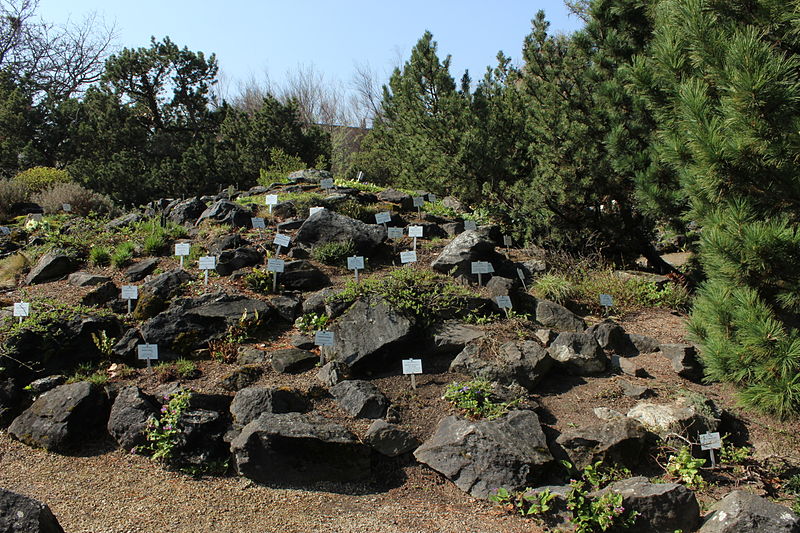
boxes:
[638,0,800,416]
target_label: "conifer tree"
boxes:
[636,0,800,416]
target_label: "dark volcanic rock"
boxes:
[699,490,800,533]
[107,386,158,450]
[25,251,75,285]
[0,488,65,533]
[230,386,310,427]
[294,209,386,255]
[330,380,389,419]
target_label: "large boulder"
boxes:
[215,247,262,276]
[555,417,648,469]
[133,267,192,319]
[536,299,586,332]
[9,382,109,452]
[230,412,372,483]
[414,410,554,498]
[330,380,389,419]
[0,488,65,533]
[25,251,75,285]
[270,348,317,374]
[661,343,704,382]
[294,209,386,255]
[449,340,553,391]
[364,419,419,457]
[124,258,159,282]
[430,229,504,278]
[230,386,309,427]
[280,260,329,291]
[167,197,206,226]
[548,332,607,375]
[107,386,159,451]
[377,188,414,210]
[597,476,700,533]
[321,296,415,369]
[196,200,252,227]
[428,320,486,354]
[699,491,800,533]
[169,408,230,469]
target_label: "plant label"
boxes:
[13,302,29,317]
[427,193,437,203]
[62,203,71,212]
[198,256,216,270]
[121,285,138,300]
[320,178,334,189]
[412,196,424,207]
[309,206,325,216]
[175,243,191,256]
[503,235,513,247]
[486,262,495,273]
[251,217,266,229]
[408,225,423,238]
[137,344,159,360]
[347,256,365,270]
[375,211,391,224]
[356,170,363,181]
[265,194,278,205]
[495,295,513,309]
[464,220,477,231]
[314,330,334,346]
[273,234,291,248]
[400,251,417,264]
[517,268,525,282]
[699,432,721,451]
[471,261,490,275]
[402,359,423,375]
[387,227,404,239]
[267,258,285,273]
[600,294,614,307]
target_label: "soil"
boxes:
[2,218,800,532]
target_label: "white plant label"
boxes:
[314,330,335,346]
[267,258,285,273]
[517,268,526,282]
[121,285,138,300]
[347,256,365,270]
[273,234,291,247]
[251,217,266,229]
[13,302,30,317]
[320,178,334,189]
[471,261,490,275]
[486,262,495,273]
[265,194,279,205]
[175,243,191,256]
[503,235,513,247]
[62,203,71,212]
[464,220,477,231]
[402,359,423,375]
[699,432,722,451]
[137,344,159,361]
[427,193,437,203]
[412,196,424,207]
[309,206,325,216]
[198,256,216,270]
[375,211,391,224]
[600,294,614,307]
[407,225,423,238]
[387,227,404,239]
[495,295,513,309]
[400,251,417,264]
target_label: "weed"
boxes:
[67,362,109,386]
[311,240,355,265]
[89,246,111,266]
[442,379,520,420]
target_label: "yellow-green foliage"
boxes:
[0,253,29,286]
[13,166,72,193]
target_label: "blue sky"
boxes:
[37,1,584,96]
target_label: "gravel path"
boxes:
[0,433,538,533]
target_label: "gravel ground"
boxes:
[0,432,539,533]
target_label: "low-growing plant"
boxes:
[719,438,752,465]
[490,487,555,517]
[564,461,639,533]
[111,241,136,268]
[295,312,329,333]
[244,267,274,293]
[91,330,117,358]
[141,388,191,463]
[89,245,111,266]
[333,178,382,193]
[0,179,31,219]
[423,201,459,219]
[0,253,29,286]
[442,379,520,419]
[67,362,109,386]
[533,273,576,304]
[463,206,494,226]
[311,240,356,265]
[175,358,200,379]
[665,446,706,489]
[210,310,263,363]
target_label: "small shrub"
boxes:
[13,166,72,192]
[0,253,29,286]
[91,330,116,357]
[89,246,111,266]
[111,242,136,268]
[32,182,116,216]
[565,461,638,533]
[312,240,356,265]
[423,201,458,219]
[0,179,31,218]
[533,273,576,304]
[258,148,305,186]
[442,379,520,419]
[141,389,191,463]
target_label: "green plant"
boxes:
[32,181,116,216]
[464,311,498,325]
[91,330,117,358]
[562,461,638,533]
[67,362,109,386]
[442,379,520,420]
[0,253,29,286]
[244,267,274,293]
[111,241,136,268]
[175,359,200,379]
[719,438,752,466]
[258,148,305,185]
[490,487,555,517]
[89,245,111,266]
[532,273,576,304]
[209,310,263,363]
[665,446,706,489]
[333,178,382,193]
[143,233,166,256]
[295,313,329,333]
[0,179,31,218]
[13,166,72,192]
[311,240,355,265]
[141,388,191,463]
[423,201,458,219]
